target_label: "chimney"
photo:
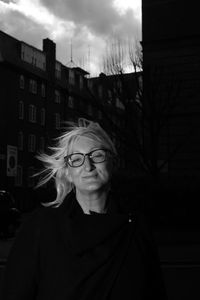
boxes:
[43,38,56,80]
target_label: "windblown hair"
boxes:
[36,118,117,207]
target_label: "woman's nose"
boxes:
[84,156,94,171]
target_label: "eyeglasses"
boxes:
[64,148,112,168]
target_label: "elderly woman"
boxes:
[2,119,167,300]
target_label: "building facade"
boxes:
[142,0,200,183]
[0,30,136,211]
[0,31,103,210]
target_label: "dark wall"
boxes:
[142,0,200,42]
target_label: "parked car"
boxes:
[0,190,21,238]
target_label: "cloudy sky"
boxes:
[0,0,141,76]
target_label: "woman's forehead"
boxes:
[70,135,103,152]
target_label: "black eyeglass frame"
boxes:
[64,148,113,168]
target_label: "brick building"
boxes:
[0,30,134,211]
[0,31,105,210]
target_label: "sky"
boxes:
[0,0,141,76]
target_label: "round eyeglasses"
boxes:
[64,148,112,168]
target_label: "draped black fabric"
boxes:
[1,192,167,300]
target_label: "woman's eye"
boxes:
[94,153,104,158]
[72,157,82,162]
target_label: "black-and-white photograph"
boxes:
[0,0,200,299]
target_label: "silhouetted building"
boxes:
[88,72,143,177]
[0,30,101,210]
[142,0,200,183]
[0,30,134,211]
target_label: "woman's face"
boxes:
[66,136,113,194]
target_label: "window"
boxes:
[29,79,37,94]
[19,75,25,89]
[40,108,46,126]
[68,96,74,108]
[79,76,84,89]
[29,105,37,123]
[69,69,75,85]
[55,90,61,103]
[15,165,23,187]
[87,80,93,91]
[21,43,46,71]
[18,101,24,119]
[18,131,24,150]
[41,83,46,97]
[28,134,36,152]
[55,62,61,79]
[55,113,60,129]
[107,90,112,104]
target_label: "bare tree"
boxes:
[89,37,200,184]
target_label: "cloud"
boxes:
[0,0,141,75]
[39,0,141,73]
[39,0,140,39]
[0,8,49,50]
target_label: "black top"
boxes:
[1,191,167,300]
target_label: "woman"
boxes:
[2,119,167,300]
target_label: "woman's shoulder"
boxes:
[18,204,61,233]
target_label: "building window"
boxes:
[29,79,37,94]
[87,80,93,91]
[28,134,36,152]
[107,90,112,104]
[18,101,24,119]
[55,62,61,79]
[79,76,84,89]
[15,165,23,187]
[55,113,60,129]
[18,131,24,150]
[41,83,46,97]
[55,90,61,103]
[29,105,37,123]
[69,69,75,85]
[21,43,46,71]
[40,108,45,126]
[27,167,35,187]
[19,75,25,89]
[39,137,45,151]
[68,96,74,108]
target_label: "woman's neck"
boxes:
[75,189,109,214]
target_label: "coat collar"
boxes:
[57,192,135,255]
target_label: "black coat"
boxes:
[1,192,167,300]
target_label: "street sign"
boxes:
[7,145,18,177]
